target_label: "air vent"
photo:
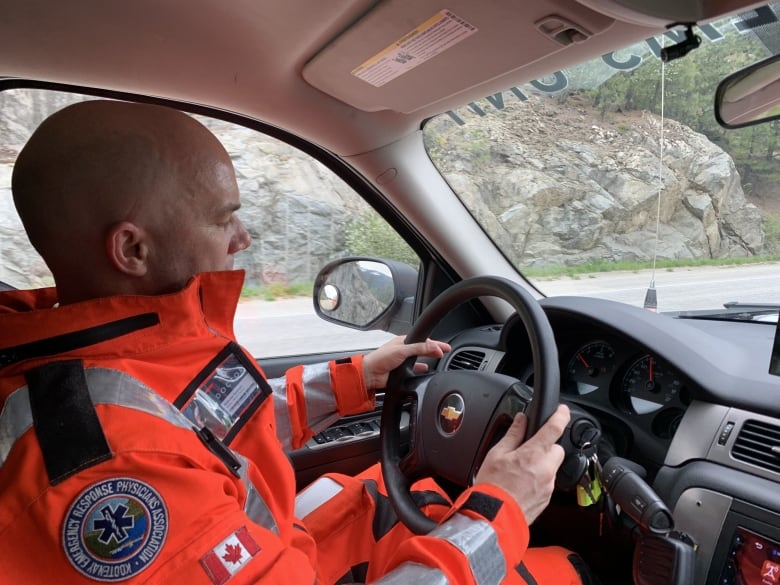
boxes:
[448,349,486,371]
[731,420,780,474]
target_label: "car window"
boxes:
[423,5,780,316]
[0,89,402,357]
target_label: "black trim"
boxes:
[364,480,449,541]
[26,360,112,485]
[175,342,271,445]
[336,562,368,584]
[515,561,539,585]
[567,553,601,585]
[460,491,503,521]
[0,312,159,369]
[195,426,242,477]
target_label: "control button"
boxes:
[718,421,735,445]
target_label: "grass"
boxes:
[524,255,780,279]
[240,282,312,301]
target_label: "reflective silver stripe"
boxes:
[235,452,279,534]
[269,362,340,450]
[268,375,294,449]
[0,385,33,467]
[80,368,195,430]
[294,476,344,519]
[0,368,192,468]
[301,362,340,431]
[0,367,280,534]
[372,562,449,585]
[429,513,506,585]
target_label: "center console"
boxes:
[708,502,780,585]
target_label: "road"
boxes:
[236,263,780,357]
[538,262,780,310]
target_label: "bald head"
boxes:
[12,100,250,303]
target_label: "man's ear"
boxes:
[106,221,149,276]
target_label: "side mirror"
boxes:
[715,52,780,129]
[312,257,418,334]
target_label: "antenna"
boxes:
[644,54,666,312]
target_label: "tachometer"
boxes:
[565,341,616,395]
[619,355,683,415]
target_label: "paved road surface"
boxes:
[539,262,780,310]
[236,263,780,357]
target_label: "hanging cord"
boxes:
[644,57,665,312]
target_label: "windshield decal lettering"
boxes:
[444,5,778,127]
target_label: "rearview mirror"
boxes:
[715,53,780,129]
[312,257,418,334]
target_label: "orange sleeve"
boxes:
[377,483,530,584]
[329,354,374,415]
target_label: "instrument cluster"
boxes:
[561,335,692,439]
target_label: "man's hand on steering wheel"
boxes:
[475,404,570,524]
[362,336,451,391]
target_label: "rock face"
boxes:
[0,90,765,289]
[425,95,763,268]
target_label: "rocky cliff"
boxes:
[425,93,763,268]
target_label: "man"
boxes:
[0,100,581,583]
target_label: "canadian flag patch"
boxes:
[200,526,261,585]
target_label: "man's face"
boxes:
[148,157,252,292]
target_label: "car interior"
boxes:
[3,1,780,584]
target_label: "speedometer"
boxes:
[619,355,684,415]
[565,341,615,395]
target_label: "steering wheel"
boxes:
[381,276,560,534]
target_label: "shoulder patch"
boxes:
[62,478,168,581]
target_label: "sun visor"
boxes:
[302,0,615,114]
[574,0,767,26]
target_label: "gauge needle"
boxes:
[578,353,590,368]
[648,357,654,381]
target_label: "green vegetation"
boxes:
[345,211,419,267]
[763,214,780,255]
[240,282,312,301]
[525,255,780,279]
[586,27,778,190]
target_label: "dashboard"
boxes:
[440,295,780,585]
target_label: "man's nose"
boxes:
[230,216,252,253]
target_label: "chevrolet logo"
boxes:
[441,406,461,421]
[439,393,465,434]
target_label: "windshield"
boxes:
[423,4,780,317]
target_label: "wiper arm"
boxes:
[673,302,779,323]
[722,302,780,312]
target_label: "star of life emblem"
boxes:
[63,478,168,581]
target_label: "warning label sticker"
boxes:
[351,10,477,88]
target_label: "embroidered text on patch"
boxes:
[62,477,168,581]
[200,526,261,585]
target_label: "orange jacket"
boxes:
[0,270,554,584]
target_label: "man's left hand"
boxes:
[362,336,451,391]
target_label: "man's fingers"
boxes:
[525,404,570,447]
[401,339,450,360]
[493,412,528,452]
